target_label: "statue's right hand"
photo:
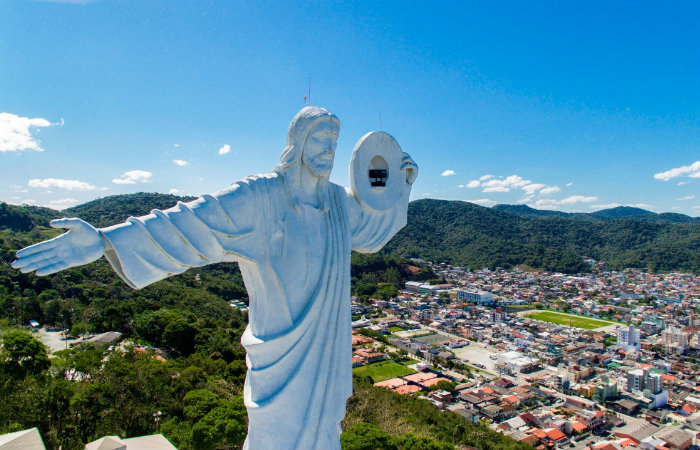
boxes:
[11,218,104,276]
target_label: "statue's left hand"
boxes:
[11,218,104,276]
[401,153,418,185]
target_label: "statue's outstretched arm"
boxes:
[11,218,104,276]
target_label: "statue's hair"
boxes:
[274,106,340,174]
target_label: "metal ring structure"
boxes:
[349,131,405,212]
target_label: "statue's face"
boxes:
[302,119,339,178]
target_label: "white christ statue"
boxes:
[12,106,417,450]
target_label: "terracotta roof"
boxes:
[403,372,437,383]
[545,428,566,442]
[394,384,422,395]
[571,421,588,433]
[374,378,407,390]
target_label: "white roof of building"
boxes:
[0,428,46,450]
[85,434,177,450]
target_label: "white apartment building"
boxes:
[617,324,641,352]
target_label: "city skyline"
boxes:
[1,0,698,215]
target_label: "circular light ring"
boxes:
[349,131,405,212]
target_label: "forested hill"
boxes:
[493,203,700,224]
[64,192,198,228]
[384,199,700,274]
[2,194,699,274]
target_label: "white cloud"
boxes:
[466,198,497,207]
[654,160,700,181]
[173,144,181,147]
[173,159,189,167]
[28,178,96,190]
[169,188,182,194]
[441,170,455,177]
[540,185,561,195]
[481,175,531,192]
[565,182,573,187]
[112,170,152,185]
[534,195,598,208]
[559,195,598,204]
[533,199,558,209]
[479,174,493,181]
[0,112,59,152]
[466,180,480,188]
[218,144,231,155]
[677,195,695,201]
[522,183,545,195]
[49,198,79,209]
[678,181,689,186]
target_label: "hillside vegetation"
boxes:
[385,199,700,274]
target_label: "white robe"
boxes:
[99,172,408,450]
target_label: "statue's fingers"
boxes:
[16,240,57,258]
[50,218,83,230]
[11,249,57,269]
[20,256,59,274]
[35,260,70,276]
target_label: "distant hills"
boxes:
[493,203,700,224]
[385,199,700,274]
[2,194,699,274]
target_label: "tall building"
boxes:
[661,326,689,354]
[456,289,494,306]
[617,325,641,352]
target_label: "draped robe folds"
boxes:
[98,172,409,450]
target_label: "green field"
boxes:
[388,326,404,332]
[523,311,616,329]
[352,360,416,382]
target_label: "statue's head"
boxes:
[275,106,340,179]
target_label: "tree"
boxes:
[0,329,50,379]
[162,318,197,356]
[191,397,247,450]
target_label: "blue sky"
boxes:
[1,0,698,215]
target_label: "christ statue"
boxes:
[12,106,417,450]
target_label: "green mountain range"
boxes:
[3,194,699,274]
[385,199,700,274]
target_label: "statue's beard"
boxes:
[304,156,333,179]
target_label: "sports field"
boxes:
[523,311,616,329]
[352,360,416,382]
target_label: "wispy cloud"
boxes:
[169,188,182,194]
[677,195,695,201]
[654,160,700,181]
[535,195,598,208]
[540,186,561,195]
[565,182,573,187]
[112,170,152,185]
[0,112,60,152]
[522,183,545,195]
[49,198,79,209]
[173,159,189,167]
[28,178,96,190]
[465,198,497,206]
[441,170,455,177]
[481,175,530,193]
[218,144,231,155]
[559,195,598,204]
[479,174,493,181]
